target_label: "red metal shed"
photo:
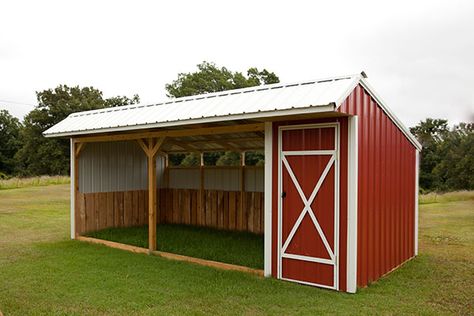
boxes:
[268,76,420,292]
[45,72,421,293]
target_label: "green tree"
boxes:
[165,62,279,165]
[0,109,22,176]
[432,122,474,190]
[15,85,139,176]
[410,118,449,190]
[165,61,280,98]
[410,118,473,192]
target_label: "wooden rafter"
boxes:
[162,146,264,154]
[136,139,150,156]
[175,136,263,145]
[74,123,264,143]
[75,142,86,158]
[165,139,199,152]
[150,137,165,157]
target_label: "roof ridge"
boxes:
[69,73,359,118]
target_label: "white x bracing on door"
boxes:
[278,123,340,290]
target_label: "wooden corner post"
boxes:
[72,139,86,239]
[240,151,245,229]
[137,137,165,252]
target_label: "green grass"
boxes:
[87,224,264,269]
[0,186,473,315]
[419,190,474,205]
[0,175,70,190]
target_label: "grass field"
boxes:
[0,175,70,190]
[0,185,473,315]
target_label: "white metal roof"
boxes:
[43,74,359,135]
[43,73,421,150]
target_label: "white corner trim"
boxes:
[347,116,358,293]
[415,150,419,255]
[264,122,273,277]
[70,139,75,240]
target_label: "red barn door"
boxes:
[278,123,340,289]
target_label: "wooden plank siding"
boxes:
[76,189,264,235]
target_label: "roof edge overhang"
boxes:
[43,103,336,138]
[334,75,422,151]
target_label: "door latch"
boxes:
[281,191,287,198]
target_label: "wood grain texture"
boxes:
[76,189,264,235]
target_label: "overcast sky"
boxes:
[1,0,473,127]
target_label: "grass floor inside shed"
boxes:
[85,224,264,269]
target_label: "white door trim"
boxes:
[415,150,419,256]
[277,122,340,290]
[346,116,358,293]
[264,122,273,277]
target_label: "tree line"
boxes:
[0,62,472,192]
[410,119,473,192]
[0,62,275,177]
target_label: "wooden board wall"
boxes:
[76,189,264,235]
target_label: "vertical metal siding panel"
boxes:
[91,144,98,192]
[117,142,125,192]
[373,98,380,280]
[408,142,414,259]
[382,106,388,276]
[392,123,398,269]
[409,145,414,256]
[408,146,413,257]
[406,144,411,260]
[79,141,149,193]
[366,90,375,283]
[396,128,401,266]
[244,168,264,193]
[358,86,368,287]
[99,142,104,192]
[381,111,387,274]
[390,122,396,271]
[78,152,83,192]
[404,145,409,261]
[337,85,418,287]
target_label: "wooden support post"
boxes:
[240,151,245,229]
[72,140,86,238]
[164,154,170,188]
[199,152,204,225]
[72,140,78,239]
[138,137,165,253]
[148,152,157,252]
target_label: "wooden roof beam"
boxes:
[74,123,264,144]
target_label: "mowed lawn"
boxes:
[0,185,473,315]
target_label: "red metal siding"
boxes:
[338,85,417,287]
[272,117,348,291]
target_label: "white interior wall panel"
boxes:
[168,168,200,190]
[79,141,165,193]
[245,168,264,192]
[79,141,264,193]
[167,167,264,192]
[204,168,241,191]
